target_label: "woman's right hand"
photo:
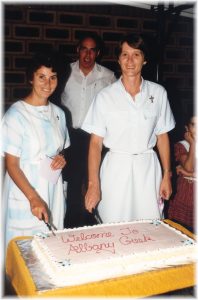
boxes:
[85,182,101,213]
[29,194,49,223]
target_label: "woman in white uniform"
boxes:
[2,52,70,248]
[81,34,175,223]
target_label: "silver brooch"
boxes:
[149,96,154,103]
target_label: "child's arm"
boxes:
[176,165,195,177]
[177,132,195,173]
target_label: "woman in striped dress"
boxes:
[2,52,70,249]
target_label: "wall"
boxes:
[4,3,194,132]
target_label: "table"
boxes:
[6,220,196,297]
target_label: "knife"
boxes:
[44,221,56,236]
[92,208,103,224]
[42,215,57,236]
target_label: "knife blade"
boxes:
[42,214,56,236]
[92,208,103,224]
[44,221,56,236]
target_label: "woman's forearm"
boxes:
[156,133,172,200]
[85,134,103,212]
[88,134,103,188]
[156,133,171,175]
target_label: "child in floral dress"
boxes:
[168,114,196,232]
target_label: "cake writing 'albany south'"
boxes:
[32,220,197,287]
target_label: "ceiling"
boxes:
[113,1,195,18]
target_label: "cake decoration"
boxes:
[181,239,195,245]
[57,259,71,267]
[36,232,49,239]
[151,219,161,226]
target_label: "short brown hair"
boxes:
[116,33,149,61]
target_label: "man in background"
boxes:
[61,32,116,228]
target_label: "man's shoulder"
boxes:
[95,63,114,76]
[70,61,78,69]
[96,79,119,96]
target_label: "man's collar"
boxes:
[76,60,99,75]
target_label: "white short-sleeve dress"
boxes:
[2,101,70,247]
[82,78,175,223]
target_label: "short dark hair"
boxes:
[116,33,149,61]
[27,51,63,82]
[77,32,103,52]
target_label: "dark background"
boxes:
[4,2,195,141]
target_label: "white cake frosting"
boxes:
[32,220,197,287]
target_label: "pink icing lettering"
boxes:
[119,234,155,245]
[68,242,115,255]
[120,227,139,235]
[61,231,113,244]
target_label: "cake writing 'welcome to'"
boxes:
[32,220,197,287]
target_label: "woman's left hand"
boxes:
[159,173,172,200]
[50,154,66,170]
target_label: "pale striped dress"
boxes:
[1,100,70,248]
